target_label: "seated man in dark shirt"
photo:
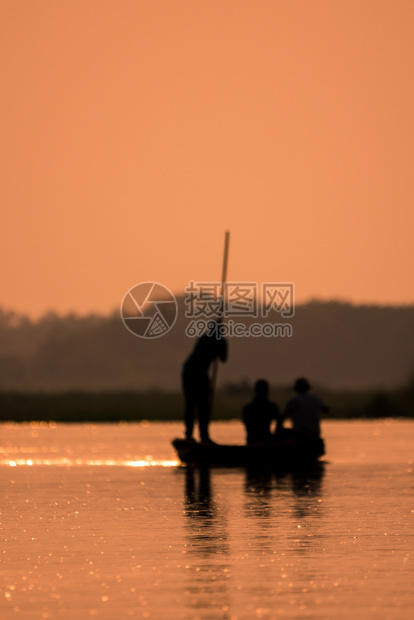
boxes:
[242,379,280,444]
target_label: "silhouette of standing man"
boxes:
[182,322,228,443]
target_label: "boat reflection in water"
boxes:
[178,460,326,615]
[180,466,232,615]
[244,462,326,520]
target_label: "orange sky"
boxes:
[1,0,414,317]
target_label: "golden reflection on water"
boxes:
[1,421,414,619]
[3,458,179,467]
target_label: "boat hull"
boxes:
[172,437,325,469]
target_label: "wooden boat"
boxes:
[172,436,325,470]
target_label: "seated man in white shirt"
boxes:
[280,377,328,439]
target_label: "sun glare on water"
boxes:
[3,458,178,467]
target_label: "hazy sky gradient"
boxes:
[2,1,414,316]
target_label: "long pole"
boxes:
[210,231,230,409]
[220,231,230,304]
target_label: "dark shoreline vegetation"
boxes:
[1,380,413,423]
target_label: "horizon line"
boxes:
[2,295,414,322]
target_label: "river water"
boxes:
[0,420,413,619]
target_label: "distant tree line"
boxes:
[0,299,413,393]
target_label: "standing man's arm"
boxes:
[218,337,228,362]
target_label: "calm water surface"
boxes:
[0,420,413,619]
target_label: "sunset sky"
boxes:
[2,0,414,317]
